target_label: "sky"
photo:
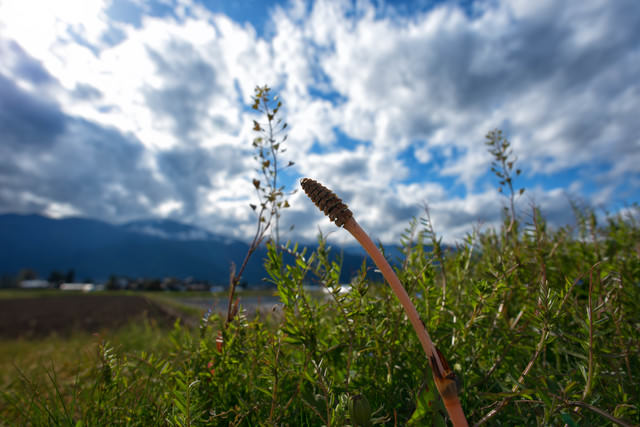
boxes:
[1,0,639,246]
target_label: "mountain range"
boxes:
[0,214,374,286]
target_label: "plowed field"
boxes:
[0,295,177,338]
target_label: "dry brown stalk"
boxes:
[300,178,469,427]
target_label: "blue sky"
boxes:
[0,0,639,245]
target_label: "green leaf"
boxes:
[408,374,447,427]
[561,413,578,427]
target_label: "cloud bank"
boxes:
[0,0,638,245]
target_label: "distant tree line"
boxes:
[0,268,228,292]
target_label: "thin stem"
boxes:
[268,336,281,422]
[344,219,438,362]
[474,324,547,426]
[562,399,635,427]
[423,203,448,309]
[225,203,270,326]
[343,217,468,427]
[263,96,280,246]
[583,263,597,399]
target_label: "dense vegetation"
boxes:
[2,198,638,425]
[1,89,638,426]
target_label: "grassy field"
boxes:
[0,289,283,410]
[1,201,638,425]
[0,293,186,382]
[0,318,173,390]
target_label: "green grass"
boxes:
[144,293,210,320]
[0,318,172,386]
[0,318,184,425]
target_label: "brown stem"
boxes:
[301,178,468,426]
[225,199,271,326]
[225,234,264,325]
[344,219,439,363]
[344,218,468,426]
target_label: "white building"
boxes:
[19,279,50,289]
[60,283,97,292]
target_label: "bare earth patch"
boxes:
[0,295,178,339]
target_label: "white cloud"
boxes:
[306,0,639,184]
[0,0,638,247]
[152,199,183,216]
[0,0,111,55]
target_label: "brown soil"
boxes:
[0,295,179,339]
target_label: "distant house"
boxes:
[186,283,209,292]
[19,279,50,289]
[60,283,97,292]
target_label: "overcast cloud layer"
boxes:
[1,0,638,245]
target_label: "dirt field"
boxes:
[0,294,179,339]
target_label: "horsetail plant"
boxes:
[300,178,469,426]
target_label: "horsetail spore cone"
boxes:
[300,178,352,227]
[301,178,469,427]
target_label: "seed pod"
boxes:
[349,394,372,427]
[300,178,353,227]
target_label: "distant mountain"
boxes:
[0,214,372,285]
[341,243,410,262]
[122,218,228,242]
